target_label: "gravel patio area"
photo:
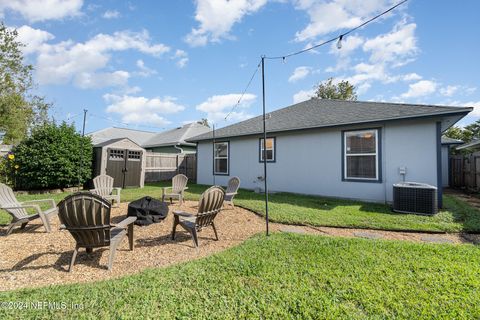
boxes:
[0,201,279,292]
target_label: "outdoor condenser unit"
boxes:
[393,182,438,215]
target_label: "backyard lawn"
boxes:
[2,182,479,233]
[1,232,479,319]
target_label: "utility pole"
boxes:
[78,109,87,190]
[261,56,270,236]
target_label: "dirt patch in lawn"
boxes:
[0,201,281,292]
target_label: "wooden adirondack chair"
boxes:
[224,177,241,208]
[171,186,225,248]
[57,192,136,272]
[90,175,121,207]
[162,174,188,204]
[0,183,58,235]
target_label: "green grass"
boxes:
[1,182,480,232]
[1,232,479,319]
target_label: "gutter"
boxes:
[173,144,184,153]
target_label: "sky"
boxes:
[2,0,480,134]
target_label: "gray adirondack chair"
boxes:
[90,175,121,207]
[57,192,136,272]
[162,174,188,204]
[0,183,58,235]
[224,177,241,208]
[171,186,225,248]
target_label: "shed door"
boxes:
[124,150,142,187]
[106,148,127,188]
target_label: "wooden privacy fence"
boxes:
[144,153,196,182]
[450,152,480,191]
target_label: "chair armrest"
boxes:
[112,216,137,229]
[90,189,99,195]
[22,199,56,209]
[2,204,42,213]
[184,187,189,190]
[173,210,194,217]
[112,187,121,195]
[225,192,238,196]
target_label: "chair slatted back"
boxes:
[0,183,28,219]
[93,175,114,197]
[172,174,188,194]
[58,192,112,248]
[225,177,240,201]
[196,186,225,228]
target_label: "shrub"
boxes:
[12,122,93,190]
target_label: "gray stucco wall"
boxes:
[441,145,449,187]
[197,118,439,203]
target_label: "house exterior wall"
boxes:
[196,118,439,203]
[441,145,450,187]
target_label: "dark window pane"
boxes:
[215,159,228,173]
[346,131,376,154]
[266,150,273,160]
[215,143,228,157]
[346,155,376,179]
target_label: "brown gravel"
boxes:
[1,200,477,292]
[0,201,280,292]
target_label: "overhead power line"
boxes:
[266,0,409,60]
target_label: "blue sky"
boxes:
[2,0,479,133]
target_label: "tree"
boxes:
[444,126,473,144]
[313,78,357,101]
[0,22,51,144]
[10,122,92,190]
[197,118,210,128]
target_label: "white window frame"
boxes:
[214,141,229,175]
[260,137,275,162]
[344,129,379,181]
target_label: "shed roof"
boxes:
[88,127,157,146]
[142,122,211,148]
[188,99,472,142]
[456,139,480,150]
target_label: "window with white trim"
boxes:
[260,137,275,162]
[214,142,229,175]
[344,129,378,180]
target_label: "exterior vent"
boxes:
[393,182,438,215]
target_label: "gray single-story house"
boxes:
[189,99,472,207]
[440,136,463,187]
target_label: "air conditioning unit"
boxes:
[393,182,438,215]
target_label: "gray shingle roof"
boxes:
[456,139,480,150]
[189,99,472,142]
[441,136,463,145]
[88,127,157,146]
[142,122,211,148]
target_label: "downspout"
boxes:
[383,124,387,205]
[173,144,184,154]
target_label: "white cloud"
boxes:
[363,21,417,65]
[464,101,480,117]
[293,88,315,104]
[401,80,437,98]
[294,0,397,42]
[135,59,157,77]
[402,73,422,81]
[103,10,120,19]
[0,0,83,22]
[74,71,130,89]
[196,93,256,122]
[26,29,170,89]
[185,0,267,46]
[15,25,54,55]
[288,66,311,83]
[103,94,185,126]
[440,85,459,97]
[173,49,189,68]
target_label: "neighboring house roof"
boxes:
[456,139,480,150]
[142,122,211,148]
[441,136,463,145]
[88,127,157,146]
[188,99,472,142]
